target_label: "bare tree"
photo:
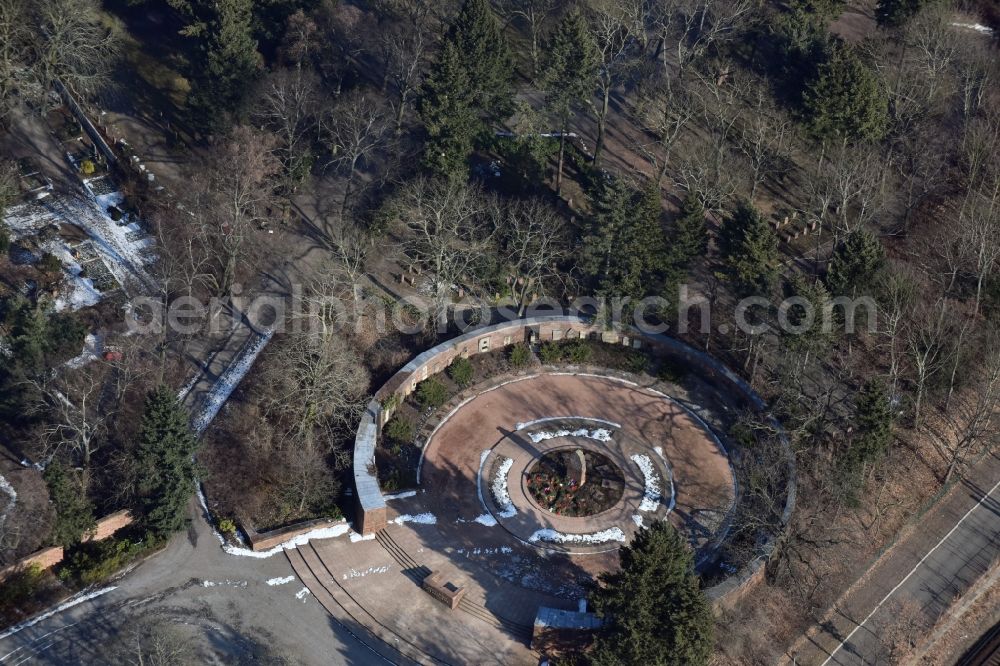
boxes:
[587,0,636,165]
[876,264,918,399]
[737,84,791,204]
[262,328,369,452]
[499,198,569,315]
[633,76,696,187]
[323,91,390,216]
[497,0,558,78]
[649,0,753,77]
[254,67,320,194]
[0,0,35,124]
[904,4,958,108]
[928,345,1000,483]
[202,126,280,295]
[905,296,952,428]
[384,177,496,326]
[27,368,108,473]
[34,0,119,99]
[380,21,429,135]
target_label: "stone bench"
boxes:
[422,571,466,610]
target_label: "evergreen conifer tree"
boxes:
[721,201,779,297]
[670,194,707,268]
[419,0,514,178]
[542,9,598,193]
[43,462,96,548]
[802,43,888,142]
[590,520,714,666]
[134,387,200,538]
[826,229,885,296]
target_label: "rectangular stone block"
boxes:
[422,571,466,610]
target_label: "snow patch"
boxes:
[390,512,437,526]
[631,454,662,512]
[525,428,613,444]
[383,490,417,501]
[349,532,376,542]
[190,329,275,436]
[0,586,117,641]
[529,527,627,545]
[632,514,645,529]
[951,22,994,34]
[202,579,247,588]
[0,474,17,532]
[474,513,498,527]
[266,576,295,586]
[222,523,352,558]
[491,457,517,518]
[455,546,513,556]
[295,587,311,602]
[64,333,101,369]
[343,565,389,580]
[515,416,621,431]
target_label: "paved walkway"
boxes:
[787,452,1000,664]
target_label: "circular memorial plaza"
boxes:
[421,373,735,558]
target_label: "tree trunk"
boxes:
[556,130,567,195]
[594,90,611,165]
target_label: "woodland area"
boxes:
[0,0,998,661]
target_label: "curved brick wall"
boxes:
[352,315,796,604]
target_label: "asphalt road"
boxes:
[791,453,1000,665]
[0,498,374,665]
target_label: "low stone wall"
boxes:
[0,511,134,581]
[352,315,796,608]
[240,516,347,552]
[85,509,133,542]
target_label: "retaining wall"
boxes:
[353,315,796,606]
[0,511,134,581]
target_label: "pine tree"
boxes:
[447,0,515,120]
[826,229,885,296]
[721,200,779,297]
[419,0,515,178]
[542,9,598,193]
[43,462,96,548]
[186,0,261,132]
[838,378,894,502]
[670,194,707,268]
[590,520,714,666]
[134,386,200,538]
[581,178,666,301]
[419,41,479,179]
[802,43,888,142]
[784,273,835,366]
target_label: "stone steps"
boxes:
[286,546,441,666]
[375,530,534,643]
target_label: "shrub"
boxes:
[564,340,593,364]
[417,377,448,410]
[539,341,562,364]
[0,563,46,610]
[657,360,687,384]
[37,252,62,273]
[0,227,9,255]
[79,160,95,176]
[59,536,152,586]
[384,415,414,444]
[624,350,648,374]
[108,205,123,221]
[217,518,237,536]
[448,356,474,387]
[508,343,532,369]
